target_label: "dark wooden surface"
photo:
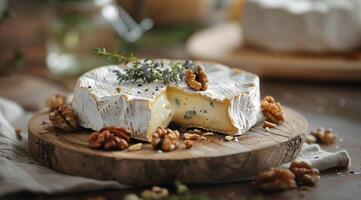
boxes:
[28,108,305,186]
[1,1,361,200]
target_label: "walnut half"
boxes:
[261,96,284,124]
[290,160,320,186]
[309,128,336,145]
[255,168,297,191]
[88,127,131,150]
[185,66,208,91]
[49,105,78,132]
[151,127,179,152]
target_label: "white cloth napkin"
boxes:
[0,97,351,197]
[0,97,125,197]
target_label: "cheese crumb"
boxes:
[128,143,143,151]
[225,135,234,141]
[203,132,214,136]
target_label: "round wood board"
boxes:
[28,107,306,186]
[186,22,361,81]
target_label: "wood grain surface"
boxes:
[28,107,306,186]
[186,22,361,81]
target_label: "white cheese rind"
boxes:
[242,0,361,53]
[72,61,260,141]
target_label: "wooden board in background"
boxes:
[28,107,307,186]
[0,74,66,111]
[186,22,361,81]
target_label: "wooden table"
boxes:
[1,1,361,200]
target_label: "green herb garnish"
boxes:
[94,48,197,85]
[94,48,137,64]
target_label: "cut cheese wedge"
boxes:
[72,61,260,141]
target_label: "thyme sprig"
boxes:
[94,48,197,85]
[94,48,137,64]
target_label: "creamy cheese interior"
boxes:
[167,87,237,133]
[146,92,173,141]
[145,87,238,141]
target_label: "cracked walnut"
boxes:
[261,96,284,124]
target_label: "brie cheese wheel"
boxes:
[72,61,260,142]
[242,0,361,53]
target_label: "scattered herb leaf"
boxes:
[94,48,137,64]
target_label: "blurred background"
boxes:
[1,1,361,199]
[0,0,360,108]
[0,0,238,77]
[0,0,361,111]
[1,0,361,82]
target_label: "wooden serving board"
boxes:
[186,22,361,81]
[28,107,306,186]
